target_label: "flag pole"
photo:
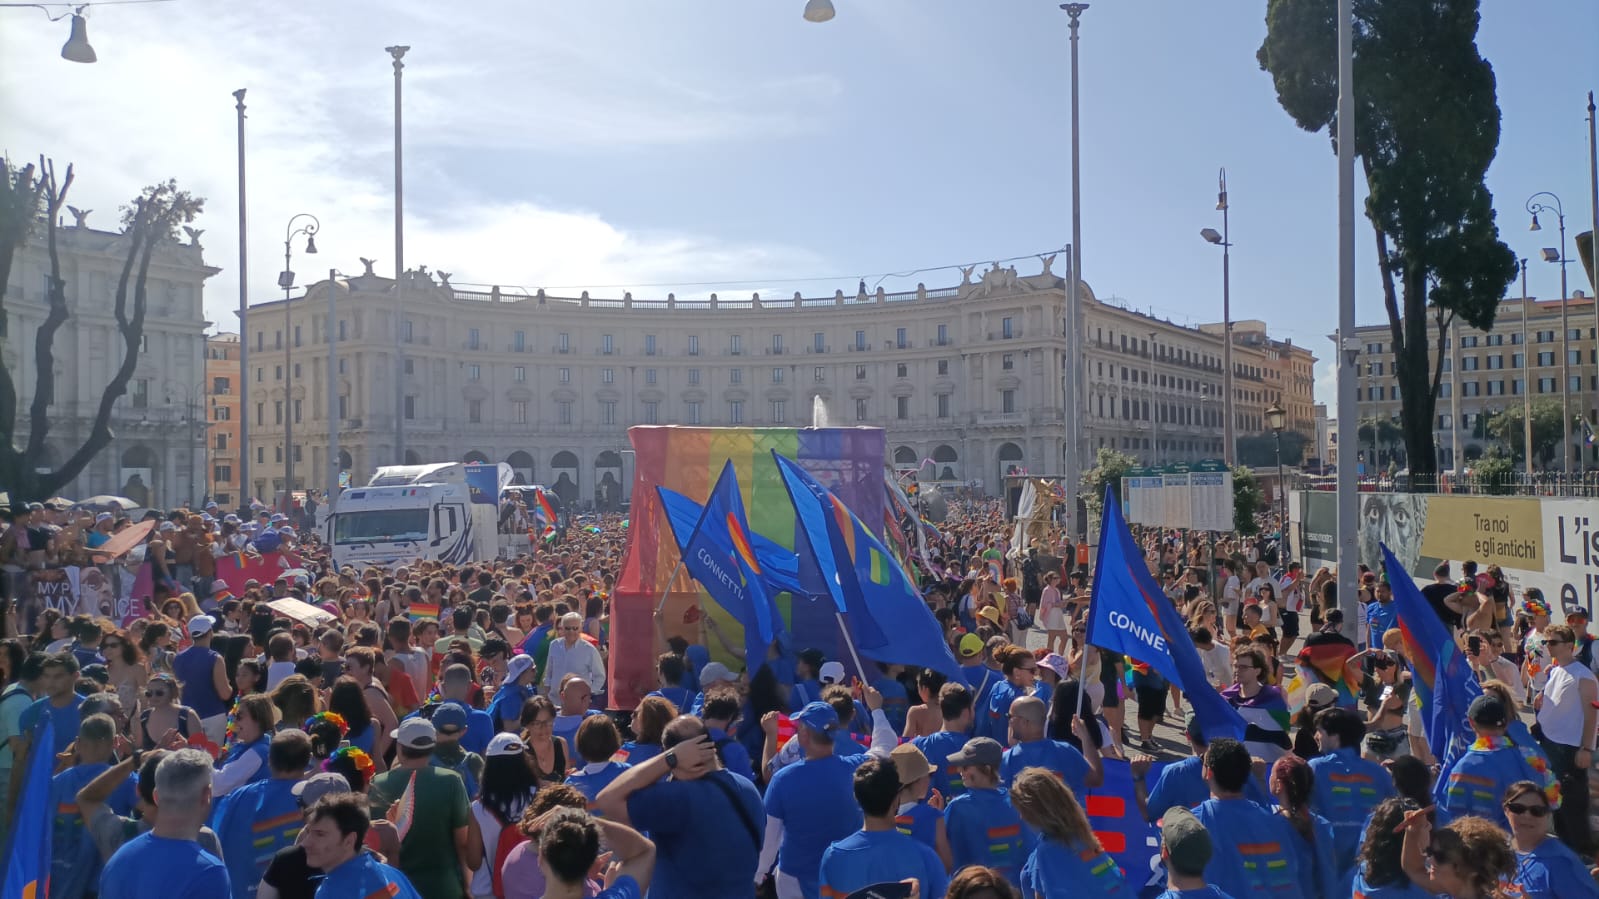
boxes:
[834,611,868,682]
[655,558,686,615]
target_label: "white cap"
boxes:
[486,732,526,758]
[819,660,847,684]
[187,614,214,637]
[94,512,113,523]
[502,654,535,686]
[390,717,437,749]
[699,661,739,685]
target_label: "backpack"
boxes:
[489,808,527,899]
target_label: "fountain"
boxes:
[811,395,830,428]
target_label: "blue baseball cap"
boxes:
[792,701,839,734]
[432,703,469,734]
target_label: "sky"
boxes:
[2,0,1596,417]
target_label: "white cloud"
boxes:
[0,1,833,328]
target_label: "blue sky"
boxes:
[2,1,1595,412]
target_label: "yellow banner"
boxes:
[1418,495,1544,572]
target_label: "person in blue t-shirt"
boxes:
[435,664,494,756]
[566,715,632,802]
[487,654,538,734]
[645,651,695,711]
[1271,753,1347,899]
[943,737,1029,882]
[1501,779,1599,899]
[1307,707,1396,873]
[913,681,976,800]
[535,806,656,899]
[298,792,423,899]
[1349,798,1436,898]
[1437,694,1550,829]
[19,652,84,757]
[1011,764,1130,897]
[820,757,950,899]
[1002,695,1102,796]
[208,729,314,899]
[869,662,912,736]
[50,714,131,899]
[616,694,673,768]
[700,688,755,782]
[1155,806,1237,899]
[978,644,1036,743]
[100,748,231,899]
[888,742,955,869]
[789,648,826,711]
[1134,714,1272,822]
[1189,738,1301,898]
[1366,582,1398,651]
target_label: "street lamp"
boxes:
[1528,191,1570,474]
[1201,166,1235,466]
[1148,330,1159,465]
[1266,401,1289,566]
[1520,258,1534,475]
[280,213,319,513]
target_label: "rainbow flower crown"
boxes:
[304,711,349,736]
[323,745,375,776]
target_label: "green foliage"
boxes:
[1232,466,1263,536]
[1258,0,1518,481]
[1485,399,1565,467]
[1081,447,1138,525]
[1472,450,1516,495]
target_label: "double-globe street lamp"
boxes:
[1266,402,1289,568]
[1527,192,1572,474]
[279,213,319,513]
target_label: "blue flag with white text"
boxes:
[773,452,963,680]
[657,484,813,602]
[1382,543,1480,762]
[2,718,54,899]
[1087,486,1245,743]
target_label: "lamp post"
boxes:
[1201,167,1235,466]
[1266,402,1289,567]
[387,45,409,466]
[1528,192,1570,474]
[1521,258,1534,475]
[1148,330,1159,465]
[327,268,342,508]
[234,88,250,505]
[279,213,319,512]
[1061,2,1089,541]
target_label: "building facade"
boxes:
[243,258,1315,509]
[206,333,241,507]
[3,220,215,509]
[1349,291,1599,470]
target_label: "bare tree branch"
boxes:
[25,157,74,463]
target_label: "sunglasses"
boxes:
[1505,801,1550,818]
[144,689,168,698]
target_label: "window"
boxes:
[514,330,525,352]
[1462,381,1480,397]
[730,368,742,385]
[256,332,263,351]
[404,359,414,375]
[729,401,744,424]
[468,328,481,350]
[1002,317,1014,339]
[645,334,656,356]
[730,334,743,355]
[1513,378,1525,395]
[855,398,868,421]
[688,402,702,424]
[772,334,783,354]
[896,328,907,349]
[212,376,229,394]
[1002,389,1016,414]
[214,433,228,450]
[1461,335,1478,348]
[256,368,263,383]
[856,365,866,381]
[896,396,909,419]
[276,365,284,381]
[602,334,614,355]
[1572,376,1583,393]
[1571,350,1583,366]
[468,364,481,381]
[814,366,825,383]
[602,401,616,425]
[337,395,347,419]
[1538,351,1556,366]
[256,403,264,426]
[689,368,701,385]
[214,406,231,422]
[467,399,483,423]
[1003,354,1014,371]
[513,401,527,423]
[772,367,784,384]
[1487,380,1505,396]
[402,320,414,343]
[338,320,347,340]
[688,335,700,356]
[275,446,283,463]
[938,360,949,376]
[294,363,301,379]
[214,464,232,483]
[294,325,302,347]
[275,400,284,424]
[130,378,150,409]
[602,368,615,384]
[559,368,571,384]
[646,368,657,385]
[559,332,571,352]
[1487,355,1503,370]
[1539,377,1557,393]
[937,324,949,346]
[257,447,264,464]
[1538,330,1555,343]
[558,401,573,424]
[770,400,786,423]
[855,330,866,351]
[896,363,907,378]
[937,394,950,418]
[404,396,416,419]
[813,332,825,352]
[514,366,526,382]
[293,399,302,424]
[1462,356,1478,371]
[644,401,659,424]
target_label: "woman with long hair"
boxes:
[214,693,275,795]
[1269,754,1342,898]
[270,675,319,731]
[619,695,673,766]
[470,732,539,899]
[1039,571,1069,655]
[1352,798,1428,896]
[981,645,1036,743]
[1399,812,1518,899]
[100,627,147,711]
[138,621,175,675]
[327,676,382,764]
[304,710,349,761]
[944,866,1021,899]
[136,672,203,750]
[902,668,948,740]
[1008,766,1126,896]
[518,695,567,785]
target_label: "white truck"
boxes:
[327,462,513,569]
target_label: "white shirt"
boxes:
[1200,642,1233,689]
[542,637,606,694]
[1222,576,1241,606]
[1537,660,1598,748]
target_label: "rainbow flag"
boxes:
[535,490,558,526]
[1383,543,1479,760]
[409,602,440,622]
[388,771,418,840]
[1284,635,1361,713]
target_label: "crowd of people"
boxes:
[0,491,1597,899]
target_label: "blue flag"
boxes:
[3,718,54,899]
[772,451,963,680]
[1381,543,1480,761]
[657,462,776,668]
[1086,486,1245,743]
[657,484,813,601]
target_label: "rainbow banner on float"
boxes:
[608,426,887,710]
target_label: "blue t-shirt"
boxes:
[1365,601,1398,650]
[872,677,911,735]
[615,740,663,767]
[316,849,423,899]
[765,754,865,899]
[597,873,643,899]
[51,762,133,899]
[217,736,272,791]
[1350,867,1432,898]
[627,770,764,899]
[486,683,533,732]
[912,730,970,799]
[944,786,1027,882]
[963,665,999,732]
[893,801,942,851]
[1190,797,1300,899]
[99,833,231,899]
[682,645,710,695]
[789,678,823,712]
[1144,756,1271,822]
[1515,836,1599,899]
[1308,748,1395,870]
[1156,888,1239,899]
[1001,738,1091,796]
[552,710,601,759]
[209,777,302,899]
[1033,678,1055,710]
[566,761,631,803]
[981,679,1021,743]
[444,699,495,756]
[647,685,694,711]
[820,829,949,899]
[1021,834,1129,897]
[19,694,84,756]
[1283,810,1346,899]
[1437,744,1546,828]
[707,725,754,782]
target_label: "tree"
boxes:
[0,157,204,502]
[1472,450,1516,495]
[1080,446,1138,526]
[1237,430,1308,468]
[1485,399,1566,467]
[1258,0,1518,485]
[1232,466,1263,536]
